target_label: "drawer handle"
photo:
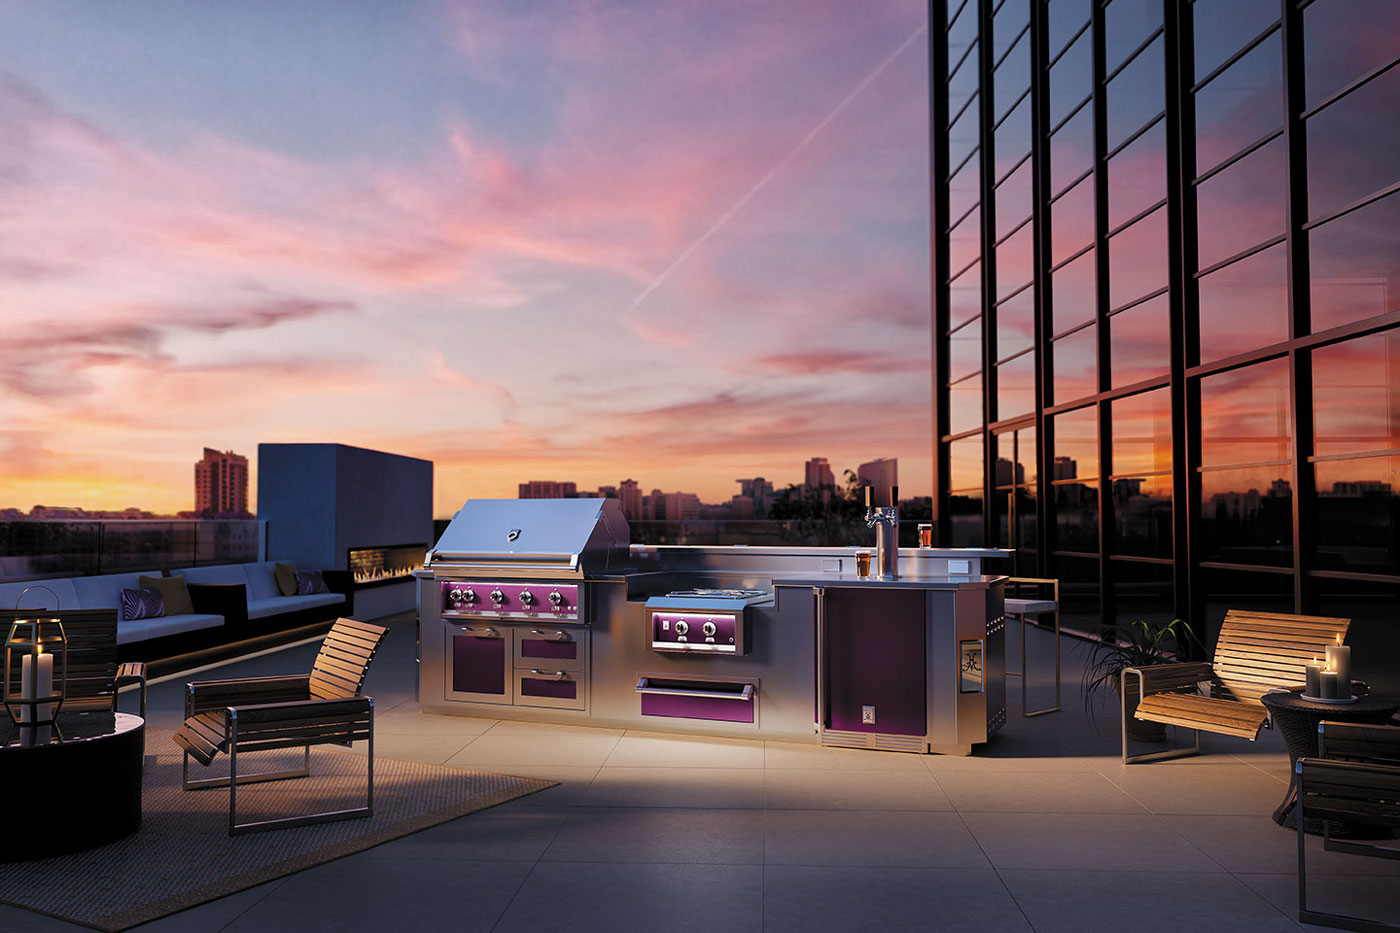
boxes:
[529,629,570,641]
[635,677,754,701]
[528,669,569,681]
[463,627,499,637]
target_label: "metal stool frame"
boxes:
[1004,577,1060,717]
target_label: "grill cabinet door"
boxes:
[445,625,513,704]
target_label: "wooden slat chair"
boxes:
[0,608,147,719]
[172,618,388,834]
[1297,723,1400,931]
[1121,610,1350,764]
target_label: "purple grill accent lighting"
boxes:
[520,677,577,700]
[452,635,506,697]
[520,639,579,661]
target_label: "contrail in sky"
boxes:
[628,20,928,313]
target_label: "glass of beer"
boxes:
[855,550,872,576]
[918,523,933,548]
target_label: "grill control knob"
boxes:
[490,588,506,606]
[548,590,564,608]
[702,620,718,638]
[674,619,689,636]
[518,590,535,606]
[448,588,463,602]
[460,588,477,604]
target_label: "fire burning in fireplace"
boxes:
[348,544,427,587]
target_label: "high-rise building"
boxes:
[803,457,835,491]
[518,481,577,499]
[857,458,898,495]
[930,0,1400,645]
[618,479,643,520]
[195,448,249,517]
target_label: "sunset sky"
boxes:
[0,0,932,518]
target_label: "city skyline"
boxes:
[0,1,933,518]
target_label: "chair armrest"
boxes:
[229,695,372,722]
[186,674,311,715]
[187,583,248,626]
[1319,721,1400,764]
[1123,662,1214,696]
[227,696,373,750]
[115,661,148,719]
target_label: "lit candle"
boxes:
[1319,670,1340,700]
[1325,634,1352,699]
[19,647,53,724]
[1304,658,1323,698]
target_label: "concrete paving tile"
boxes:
[494,861,762,933]
[1239,871,1400,929]
[764,809,990,868]
[934,768,1150,813]
[764,740,926,771]
[1099,763,1292,815]
[356,805,571,862]
[582,766,765,808]
[764,865,1031,932]
[0,906,91,931]
[924,751,1101,772]
[443,733,621,768]
[125,881,286,932]
[1161,815,1400,876]
[371,709,498,736]
[542,807,763,864]
[331,732,476,765]
[999,869,1301,932]
[605,733,765,768]
[475,765,600,807]
[764,768,952,810]
[484,718,626,737]
[961,812,1221,871]
[221,858,531,933]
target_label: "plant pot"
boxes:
[1119,684,1168,742]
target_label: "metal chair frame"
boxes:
[1003,577,1060,717]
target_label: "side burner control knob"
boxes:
[702,621,717,638]
[674,619,689,636]
[548,590,564,608]
[518,590,535,606]
[490,588,506,605]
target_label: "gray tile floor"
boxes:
[4,612,1397,932]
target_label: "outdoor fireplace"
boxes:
[347,543,427,589]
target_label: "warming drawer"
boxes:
[515,668,587,710]
[635,675,758,725]
[514,627,588,670]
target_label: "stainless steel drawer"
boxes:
[514,667,586,711]
[514,627,588,671]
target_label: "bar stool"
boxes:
[1004,577,1060,717]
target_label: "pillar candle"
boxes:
[1304,661,1323,698]
[19,650,54,724]
[1319,671,1340,700]
[1325,640,1352,699]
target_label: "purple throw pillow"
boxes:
[120,587,164,621]
[296,569,329,595]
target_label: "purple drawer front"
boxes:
[520,639,579,661]
[640,692,755,724]
[520,677,578,700]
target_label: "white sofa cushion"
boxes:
[243,562,285,601]
[117,612,224,645]
[172,565,250,587]
[0,579,81,613]
[246,592,345,621]
[70,572,160,610]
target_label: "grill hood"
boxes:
[426,498,631,579]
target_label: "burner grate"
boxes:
[665,588,768,599]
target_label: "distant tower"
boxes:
[195,447,249,516]
[856,457,898,496]
[619,479,643,520]
[804,457,835,491]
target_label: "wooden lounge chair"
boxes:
[1297,722,1400,931]
[172,617,388,834]
[1120,610,1349,764]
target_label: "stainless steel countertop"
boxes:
[770,573,1006,590]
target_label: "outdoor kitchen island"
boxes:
[418,499,1008,755]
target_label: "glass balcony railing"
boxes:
[0,520,265,582]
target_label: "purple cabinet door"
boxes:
[823,588,926,735]
[451,633,508,698]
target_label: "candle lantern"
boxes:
[4,618,68,726]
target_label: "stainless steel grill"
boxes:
[426,498,630,581]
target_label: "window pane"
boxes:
[950,260,982,330]
[1055,405,1099,478]
[1112,387,1172,475]
[997,287,1035,360]
[1109,207,1167,309]
[1051,103,1093,196]
[1053,325,1098,404]
[1193,0,1279,81]
[1050,29,1093,127]
[1313,331,1400,457]
[1200,358,1291,468]
[949,316,982,382]
[1107,37,1164,151]
[1310,192,1400,333]
[1198,244,1289,362]
[1203,567,1293,636]
[997,222,1034,299]
[1110,295,1170,389]
[996,96,1033,179]
[1055,482,1099,551]
[1196,135,1287,269]
[1019,425,1038,485]
[948,0,977,73]
[1304,0,1400,109]
[1049,0,1091,58]
[949,377,984,435]
[949,92,980,174]
[1313,456,1400,574]
[995,32,1031,122]
[997,158,1033,240]
[1108,119,1166,230]
[993,0,1029,61]
[1052,176,1095,267]
[1308,65,1400,221]
[950,205,982,276]
[950,434,985,491]
[998,351,1036,421]
[1052,246,1096,333]
[949,491,985,546]
[1111,557,1174,624]
[1106,0,1162,72]
[1200,466,1293,566]
[948,45,980,117]
[947,153,980,230]
[1054,554,1101,630]
[1194,35,1283,175]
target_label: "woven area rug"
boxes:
[0,728,555,932]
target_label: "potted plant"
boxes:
[1082,617,1198,741]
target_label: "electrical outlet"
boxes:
[861,705,876,724]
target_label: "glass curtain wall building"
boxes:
[932,0,1400,651]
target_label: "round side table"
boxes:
[0,711,145,859]
[1259,689,1399,834]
